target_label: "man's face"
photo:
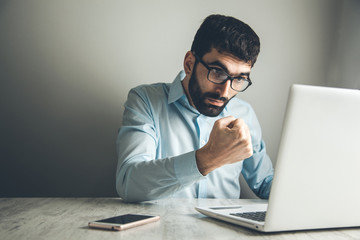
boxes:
[188,48,252,117]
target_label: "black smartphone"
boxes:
[88,214,160,231]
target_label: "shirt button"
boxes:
[201,140,206,145]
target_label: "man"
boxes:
[116,14,273,202]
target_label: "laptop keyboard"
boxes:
[230,211,267,222]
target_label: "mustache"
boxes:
[203,92,228,102]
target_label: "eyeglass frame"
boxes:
[193,52,252,92]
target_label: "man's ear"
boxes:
[183,51,195,75]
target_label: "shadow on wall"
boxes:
[0,68,121,197]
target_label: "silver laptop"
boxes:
[196,84,360,232]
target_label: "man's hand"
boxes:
[196,116,253,176]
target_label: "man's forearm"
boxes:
[116,151,204,202]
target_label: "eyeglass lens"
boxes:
[208,69,249,92]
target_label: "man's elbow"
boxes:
[116,179,158,203]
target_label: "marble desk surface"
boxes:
[1,198,359,240]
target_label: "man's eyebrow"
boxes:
[208,60,250,78]
[208,60,229,72]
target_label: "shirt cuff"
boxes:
[173,151,205,185]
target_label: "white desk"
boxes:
[1,198,359,239]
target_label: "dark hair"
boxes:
[191,14,260,66]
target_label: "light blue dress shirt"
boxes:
[116,71,273,202]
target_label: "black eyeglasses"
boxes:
[193,52,252,92]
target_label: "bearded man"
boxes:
[116,14,274,202]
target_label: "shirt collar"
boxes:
[168,70,187,104]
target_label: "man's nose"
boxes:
[215,80,232,97]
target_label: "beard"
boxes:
[188,69,233,117]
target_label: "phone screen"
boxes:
[96,214,153,225]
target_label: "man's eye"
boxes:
[211,68,227,79]
[237,76,249,81]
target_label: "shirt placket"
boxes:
[196,115,213,198]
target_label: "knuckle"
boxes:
[213,119,224,129]
[236,118,245,125]
[215,117,226,126]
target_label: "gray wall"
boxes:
[326,0,360,90]
[1,0,359,197]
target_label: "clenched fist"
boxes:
[196,116,253,175]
